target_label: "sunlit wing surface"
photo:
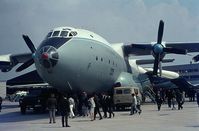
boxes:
[0,53,32,72]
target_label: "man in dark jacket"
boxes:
[101,93,108,118]
[94,93,103,120]
[175,89,184,110]
[47,94,57,124]
[106,95,114,118]
[156,92,163,111]
[0,96,2,112]
[59,95,70,127]
[197,90,199,107]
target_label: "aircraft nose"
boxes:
[38,46,59,68]
[41,53,49,59]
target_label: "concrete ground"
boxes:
[0,101,198,131]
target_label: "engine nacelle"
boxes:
[114,72,137,87]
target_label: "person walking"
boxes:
[47,94,57,124]
[156,92,163,111]
[88,95,95,121]
[166,90,172,108]
[101,93,108,118]
[175,89,183,110]
[106,95,114,118]
[81,92,89,117]
[59,95,70,127]
[196,89,199,107]
[130,93,136,115]
[136,93,142,114]
[0,96,2,112]
[94,93,103,120]
[68,97,75,118]
[171,90,176,110]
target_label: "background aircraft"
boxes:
[0,20,199,96]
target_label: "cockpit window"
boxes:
[69,31,77,37]
[44,46,50,52]
[46,32,52,38]
[52,31,60,36]
[60,31,68,37]
[45,29,77,40]
[69,33,73,37]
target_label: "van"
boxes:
[113,86,141,110]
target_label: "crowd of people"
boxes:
[46,92,116,127]
[155,88,191,111]
[1,88,199,128]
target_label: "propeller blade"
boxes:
[163,47,187,54]
[16,58,34,72]
[22,35,36,53]
[153,54,160,75]
[157,20,164,44]
[193,54,199,62]
[159,61,162,76]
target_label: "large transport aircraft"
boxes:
[0,20,199,96]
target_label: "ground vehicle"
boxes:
[9,91,28,102]
[113,86,141,110]
[19,87,57,114]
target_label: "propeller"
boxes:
[152,20,187,76]
[16,58,34,72]
[152,20,164,76]
[16,35,36,72]
[22,35,36,53]
[157,20,164,44]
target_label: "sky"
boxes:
[0,0,199,81]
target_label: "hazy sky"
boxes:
[0,0,199,81]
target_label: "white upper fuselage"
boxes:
[34,27,143,93]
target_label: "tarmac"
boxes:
[0,101,198,131]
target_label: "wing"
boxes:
[6,70,44,86]
[0,53,32,72]
[123,42,199,56]
[123,43,152,56]
[146,71,197,93]
[171,77,198,92]
[6,70,48,95]
[165,42,199,52]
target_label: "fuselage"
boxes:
[34,27,144,93]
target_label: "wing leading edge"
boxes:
[0,53,32,72]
